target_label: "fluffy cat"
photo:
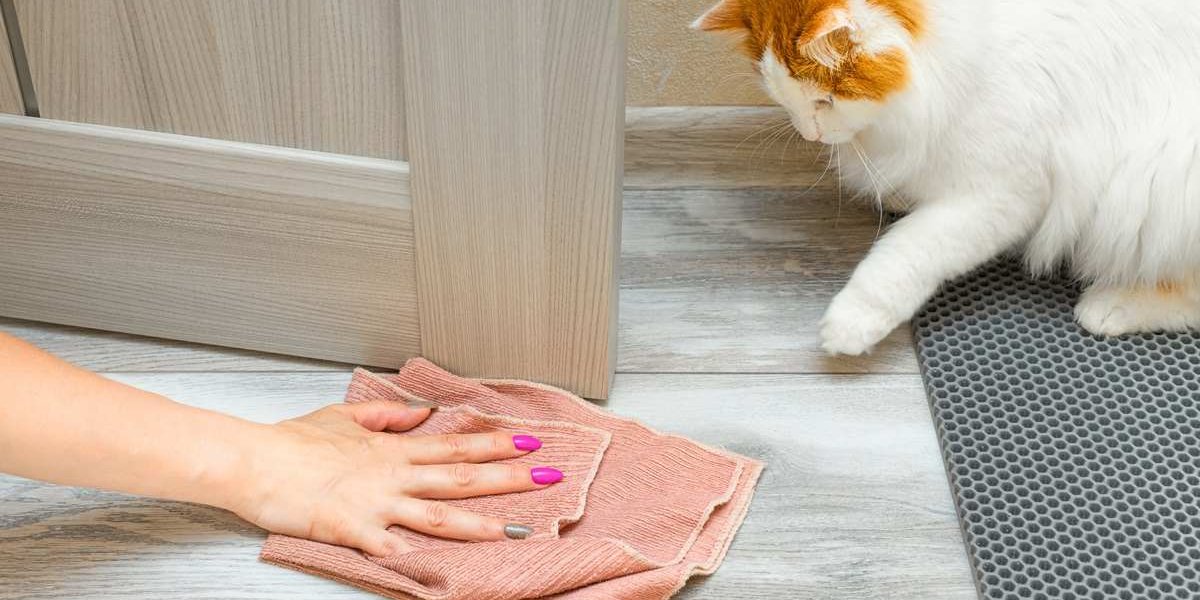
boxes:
[694,0,1200,355]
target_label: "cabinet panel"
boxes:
[0,115,420,366]
[401,0,624,398]
[15,0,405,159]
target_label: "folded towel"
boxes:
[261,359,763,600]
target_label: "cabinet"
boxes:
[0,0,624,398]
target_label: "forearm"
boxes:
[0,332,263,511]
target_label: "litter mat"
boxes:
[914,258,1200,600]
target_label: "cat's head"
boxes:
[693,0,924,144]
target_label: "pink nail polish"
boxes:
[531,467,563,485]
[513,435,542,452]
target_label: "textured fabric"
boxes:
[261,359,763,600]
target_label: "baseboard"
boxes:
[0,114,420,367]
[624,106,828,191]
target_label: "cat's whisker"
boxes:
[835,143,844,229]
[716,71,760,84]
[853,141,898,234]
[715,72,764,92]
[737,121,793,171]
[853,140,896,197]
[803,142,837,195]
[782,129,805,164]
[767,125,796,161]
[779,127,793,160]
[747,126,781,161]
[849,140,889,240]
[734,119,790,157]
[752,122,794,161]
[849,141,884,195]
[816,144,835,166]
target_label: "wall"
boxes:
[627,0,769,106]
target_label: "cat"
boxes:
[694,0,1200,355]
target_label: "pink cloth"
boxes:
[261,359,762,600]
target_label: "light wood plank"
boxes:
[0,115,419,368]
[0,317,350,372]
[619,188,918,374]
[612,374,974,600]
[401,1,624,398]
[0,372,972,599]
[14,0,405,159]
[0,4,22,114]
[626,106,828,190]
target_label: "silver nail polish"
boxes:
[504,524,534,540]
[406,399,437,410]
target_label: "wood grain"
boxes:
[14,0,406,159]
[0,4,22,114]
[400,1,624,398]
[626,106,829,190]
[619,188,918,374]
[1,107,911,377]
[0,115,419,368]
[1,183,918,377]
[0,372,973,599]
[613,374,974,600]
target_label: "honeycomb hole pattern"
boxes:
[914,258,1200,600]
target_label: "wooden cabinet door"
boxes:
[0,0,623,397]
[0,2,23,114]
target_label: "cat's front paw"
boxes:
[819,288,900,356]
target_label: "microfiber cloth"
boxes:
[260,358,763,600]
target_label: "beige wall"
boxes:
[627,0,769,106]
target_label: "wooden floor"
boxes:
[0,107,975,599]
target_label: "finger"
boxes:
[402,463,561,499]
[399,431,541,465]
[357,528,412,558]
[389,498,533,541]
[341,400,433,433]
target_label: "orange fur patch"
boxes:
[696,0,925,101]
[1157,281,1185,297]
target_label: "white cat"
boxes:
[694,0,1200,355]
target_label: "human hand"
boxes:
[227,400,561,556]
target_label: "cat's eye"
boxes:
[815,97,834,109]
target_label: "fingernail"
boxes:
[513,435,542,452]
[406,399,437,410]
[531,467,563,485]
[504,524,534,540]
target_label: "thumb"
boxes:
[340,399,434,433]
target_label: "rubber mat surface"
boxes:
[914,259,1200,600]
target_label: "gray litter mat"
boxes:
[913,258,1200,600]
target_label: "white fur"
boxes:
[751,0,1200,354]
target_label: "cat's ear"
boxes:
[691,0,745,32]
[797,7,858,69]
